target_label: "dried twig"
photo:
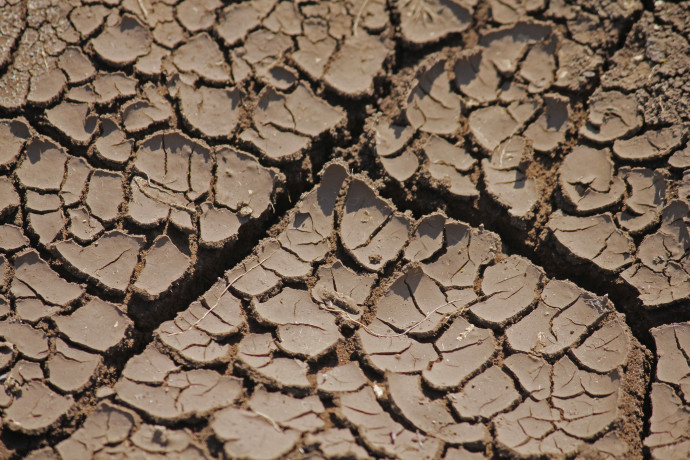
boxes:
[352,0,372,37]
[137,0,149,21]
[166,249,279,336]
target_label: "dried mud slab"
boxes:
[41,162,647,460]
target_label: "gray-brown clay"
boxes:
[1,1,688,459]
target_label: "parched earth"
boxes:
[0,0,689,458]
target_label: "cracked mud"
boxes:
[0,0,689,459]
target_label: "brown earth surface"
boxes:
[0,0,689,458]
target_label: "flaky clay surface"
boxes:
[0,0,689,459]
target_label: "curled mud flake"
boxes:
[16,138,67,191]
[357,320,438,373]
[338,386,442,459]
[85,169,124,224]
[67,72,137,105]
[134,235,191,299]
[61,156,92,207]
[622,200,690,306]
[504,353,551,400]
[423,135,478,197]
[47,338,101,393]
[121,83,173,133]
[26,191,61,213]
[614,126,684,161]
[340,179,411,271]
[157,305,231,364]
[27,67,67,106]
[482,158,538,218]
[57,47,95,85]
[506,279,607,356]
[0,321,49,361]
[173,33,231,84]
[519,37,556,93]
[253,287,341,359]
[240,122,309,162]
[0,224,28,252]
[152,20,186,48]
[55,230,146,294]
[470,255,543,326]
[24,448,57,460]
[16,298,60,323]
[236,28,292,78]
[494,399,579,457]
[135,44,170,77]
[316,362,368,394]
[0,180,20,219]
[449,366,520,419]
[5,381,73,435]
[130,424,206,456]
[115,368,242,422]
[572,318,630,373]
[215,146,276,218]
[489,0,545,24]
[423,221,500,288]
[651,324,690,402]
[262,1,303,36]
[122,346,179,385]
[616,167,667,234]
[552,361,620,439]
[262,64,298,91]
[305,428,370,459]
[217,245,280,297]
[405,213,445,262]
[379,149,419,182]
[312,261,376,319]
[176,0,221,32]
[523,94,570,153]
[376,267,454,337]
[93,117,132,165]
[580,90,642,143]
[135,130,212,200]
[249,386,325,432]
[548,211,634,272]
[669,145,690,169]
[211,406,301,460]
[237,333,311,389]
[292,20,337,80]
[128,176,193,228]
[398,0,472,45]
[0,119,30,169]
[54,298,131,353]
[388,372,488,444]
[92,13,152,66]
[423,316,495,390]
[479,21,552,75]
[70,4,109,38]
[454,49,500,105]
[12,249,83,306]
[215,0,276,46]
[279,162,348,262]
[255,84,345,138]
[551,356,620,399]
[323,32,389,98]
[27,210,65,247]
[406,60,462,134]
[469,106,522,152]
[645,383,690,457]
[178,84,241,139]
[373,117,414,157]
[559,145,625,213]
